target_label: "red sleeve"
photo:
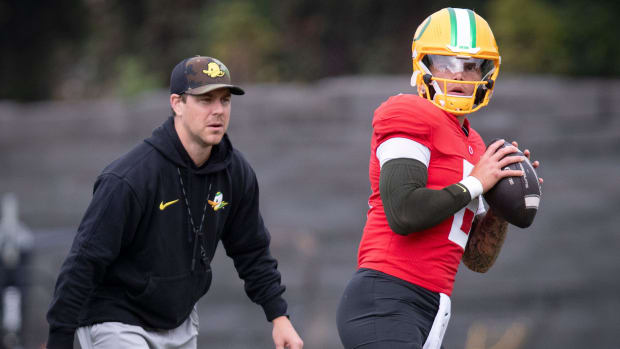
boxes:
[372,94,436,150]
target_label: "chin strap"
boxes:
[423,73,433,85]
[422,74,436,100]
[474,78,494,105]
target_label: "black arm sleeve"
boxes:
[379,158,473,235]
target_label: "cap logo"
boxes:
[203,62,226,78]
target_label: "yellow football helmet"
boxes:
[411,8,501,115]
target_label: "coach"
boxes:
[46,56,303,349]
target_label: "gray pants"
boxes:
[76,307,199,349]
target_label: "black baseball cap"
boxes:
[170,56,245,96]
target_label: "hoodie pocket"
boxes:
[128,269,212,328]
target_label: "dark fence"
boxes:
[1,75,619,348]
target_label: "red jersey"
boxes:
[358,94,486,296]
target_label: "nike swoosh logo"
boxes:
[455,183,467,193]
[159,199,179,211]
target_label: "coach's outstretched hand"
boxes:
[272,316,304,349]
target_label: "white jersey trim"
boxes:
[477,196,487,215]
[376,137,431,168]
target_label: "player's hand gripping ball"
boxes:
[483,139,542,228]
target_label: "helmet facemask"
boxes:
[414,54,497,115]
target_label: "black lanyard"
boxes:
[177,167,211,271]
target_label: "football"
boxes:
[483,139,542,228]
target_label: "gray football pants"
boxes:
[76,307,199,349]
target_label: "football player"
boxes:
[337,8,542,349]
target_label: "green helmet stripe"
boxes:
[448,8,458,47]
[468,9,476,48]
[448,8,477,50]
[414,16,431,41]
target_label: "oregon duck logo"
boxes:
[208,192,228,211]
[203,62,226,78]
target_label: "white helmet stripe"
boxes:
[447,8,479,53]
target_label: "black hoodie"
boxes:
[47,117,287,348]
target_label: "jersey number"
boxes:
[448,160,478,249]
